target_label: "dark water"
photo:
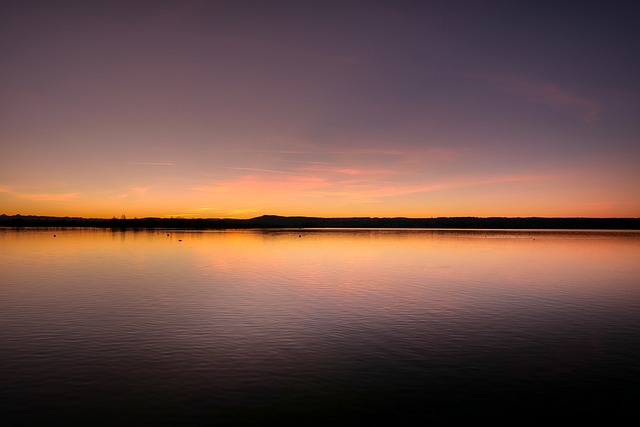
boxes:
[1,228,639,425]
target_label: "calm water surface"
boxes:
[1,228,639,424]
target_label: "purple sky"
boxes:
[2,0,639,218]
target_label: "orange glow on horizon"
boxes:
[2,160,638,219]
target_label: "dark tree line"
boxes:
[1,214,639,230]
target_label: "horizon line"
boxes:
[2,213,639,221]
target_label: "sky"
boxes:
[1,0,639,219]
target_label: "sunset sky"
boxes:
[2,0,639,219]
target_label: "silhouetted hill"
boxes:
[1,214,639,230]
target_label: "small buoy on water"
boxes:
[178,239,182,242]
[53,235,56,237]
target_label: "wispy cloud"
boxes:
[397,173,548,196]
[124,162,175,166]
[192,169,549,206]
[0,185,81,201]
[295,163,398,177]
[283,160,331,165]
[224,167,299,175]
[203,173,327,190]
[223,166,330,185]
[131,187,150,196]
[105,186,152,199]
[222,148,310,154]
[332,146,465,166]
[17,192,81,201]
[312,172,551,201]
[487,75,603,124]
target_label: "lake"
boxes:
[1,228,639,424]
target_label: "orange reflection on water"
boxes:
[3,228,639,305]
[170,229,640,315]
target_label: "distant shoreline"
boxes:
[1,214,639,230]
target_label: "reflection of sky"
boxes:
[4,229,639,309]
[1,1,639,218]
